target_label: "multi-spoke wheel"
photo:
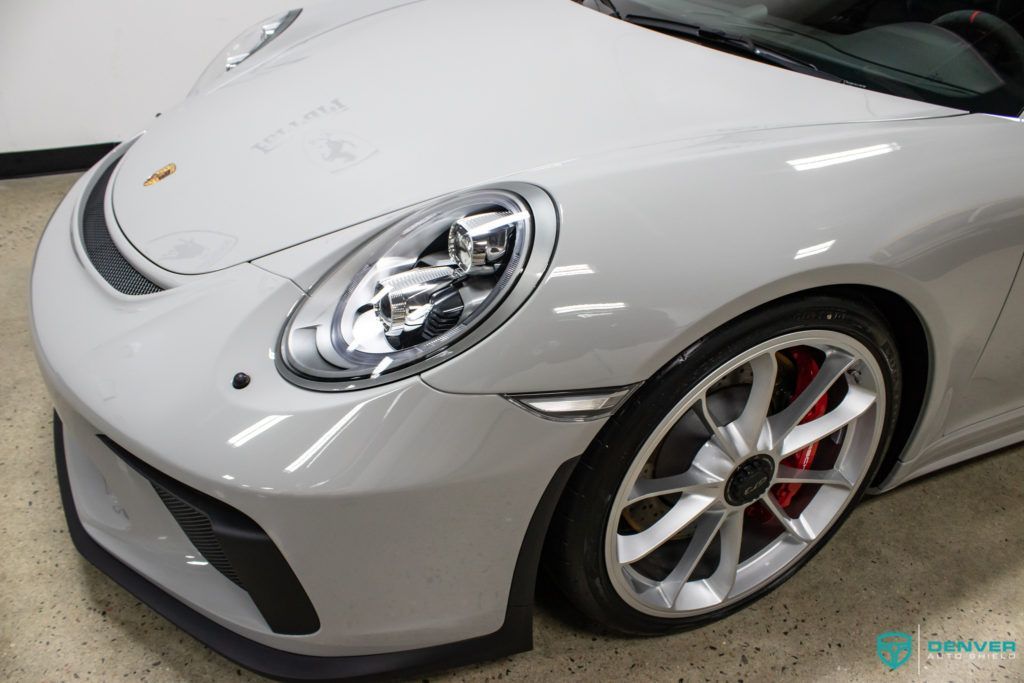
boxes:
[546,296,901,633]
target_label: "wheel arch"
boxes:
[543,281,932,528]
[783,284,931,487]
[659,281,933,488]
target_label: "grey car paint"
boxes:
[29,0,1024,663]
[419,113,1024,489]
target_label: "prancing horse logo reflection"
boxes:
[304,130,376,173]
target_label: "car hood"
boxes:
[111,0,953,274]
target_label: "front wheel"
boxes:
[545,295,901,634]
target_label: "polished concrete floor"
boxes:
[1,172,1021,682]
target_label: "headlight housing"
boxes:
[191,9,302,95]
[278,184,558,391]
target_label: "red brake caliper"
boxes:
[774,348,828,509]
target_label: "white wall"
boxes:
[0,0,299,153]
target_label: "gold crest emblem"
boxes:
[143,163,177,187]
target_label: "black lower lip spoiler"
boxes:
[52,412,579,681]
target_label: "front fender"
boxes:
[422,114,1024,461]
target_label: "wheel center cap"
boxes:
[725,455,775,506]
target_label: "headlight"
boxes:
[278,184,558,391]
[191,9,302,95]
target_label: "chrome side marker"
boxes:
[506,385,641,422]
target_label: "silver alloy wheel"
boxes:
[604,331,885,617]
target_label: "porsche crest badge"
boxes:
[143,163,177,187]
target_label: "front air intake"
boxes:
[97,435,320,635]
[148,480,244,588]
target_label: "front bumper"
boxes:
[52,414,578,681]
[31,157,605,675]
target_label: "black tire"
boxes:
[543,294,902,635]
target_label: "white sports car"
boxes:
[30,0,1024,679]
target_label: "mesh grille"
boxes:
[149,481,244,588]
[82,163,164,296]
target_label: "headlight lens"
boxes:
[191,9,302,95]
[279,186,558,391]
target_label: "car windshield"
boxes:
[608,0,1024,116]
